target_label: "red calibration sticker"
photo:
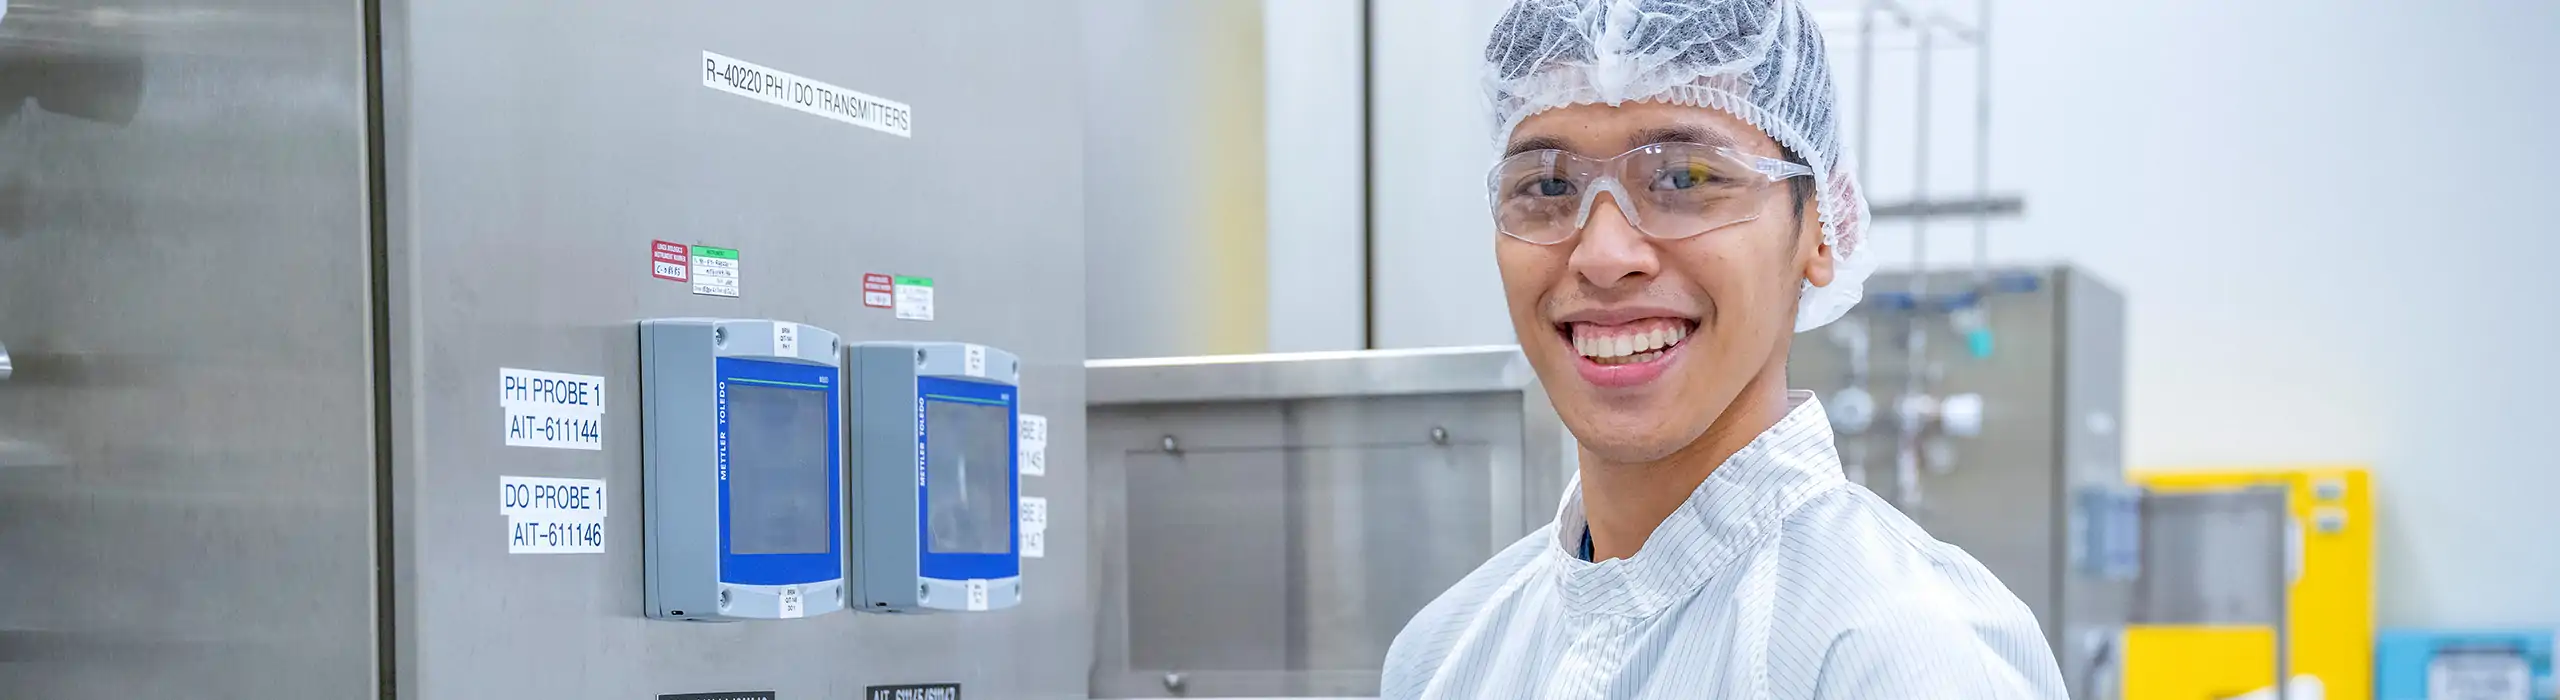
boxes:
[650,240,690,282]
[863,273,894,308]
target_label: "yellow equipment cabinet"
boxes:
[2125,466,2374,700]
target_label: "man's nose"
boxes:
[1568,191,1660,290]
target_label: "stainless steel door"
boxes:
[0,1,379,696]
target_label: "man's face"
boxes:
[1497,101,1832,463]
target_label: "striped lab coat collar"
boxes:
[1547,390,1844,618]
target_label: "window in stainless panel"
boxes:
[1124,440,1497,672]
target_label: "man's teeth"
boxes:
[1573,322,1689,362]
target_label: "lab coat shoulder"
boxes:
[1380,522,1556,699]
[1762,485,2069,700]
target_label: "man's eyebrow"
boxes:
[1503,135,1571,158]
[1631,125,1735,150]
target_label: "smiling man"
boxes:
[1379,1,2066,698]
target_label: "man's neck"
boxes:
[1578,366,1793,562]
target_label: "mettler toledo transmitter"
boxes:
[846,341,1022,613]
[641,318,847,621]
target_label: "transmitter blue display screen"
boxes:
[915,375,1019,581]
[717,357,841,586]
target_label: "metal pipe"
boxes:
[1972,0,1993,282]
[1856,0,1876,184]
[1911,22,1932,298]
[1895,19,1933,510]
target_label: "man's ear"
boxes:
[1798,206,1835,289]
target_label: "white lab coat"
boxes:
[1382,392,2068,699]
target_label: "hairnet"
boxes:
[1484,0,1873,332]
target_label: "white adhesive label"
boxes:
[500,369,606,450]
[1020,495,1047,532]
[501,476,608,517]
[502,476,608,554]
[689,245,740,298]
[508,517,606,554]
[1019,414,1048,476]
[701,51,913,138]
[964,345,986,377]
[505,407,604,450]
[501,368,607,413]
[772,321,800,356]
[1019,495,1048,559]
[778,585,806,619]
[894,280,934,321]
[966,579,989,611]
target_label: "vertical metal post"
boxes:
[1971,0,1993,281]
[1895,14,1933,510]
[2270,486,2292,700]
[1856,0,1876,184]
[1910,18,1932,291]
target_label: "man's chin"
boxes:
[1568,423,1702,466]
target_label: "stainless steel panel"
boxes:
[2134,488,2290,626]
[1088,348,1568,698]
[384,1,1088,698]
[1088,345,1546,405]
[0,1,377,697]
[1787,265,2130,700]
[2058,265,2136,699]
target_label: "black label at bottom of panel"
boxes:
[864,684,960,700]
[660,692,776,700]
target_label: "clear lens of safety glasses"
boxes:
[1487,143,1813,245]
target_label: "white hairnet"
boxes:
[1484,0,1874,332]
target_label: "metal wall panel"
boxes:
[384,1,1089,698]
[0,1,378,697]
[1087,348,1568,698]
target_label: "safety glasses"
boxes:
[1487,142,1812,245]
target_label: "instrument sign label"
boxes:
[1019,414,1047,476]
[894,276,934,321]
[863,273,894,308]
[502,476,608,554]
[703,50,913,138]
[505,410,602,450]
[965,579,989,611]
[772,321,800,356]
[690,245,740,298]
[650,240,690,282]
[501,368,606,450]
[777,585,805,619]
[865,685,960,700]
[1020,495,1047,559]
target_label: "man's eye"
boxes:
[1655,163,1713,191]
[1521,178,1574,197]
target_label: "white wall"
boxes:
[1080,0,1273,359]
[1082,0,1370,358]
[1368,0,2560,628]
